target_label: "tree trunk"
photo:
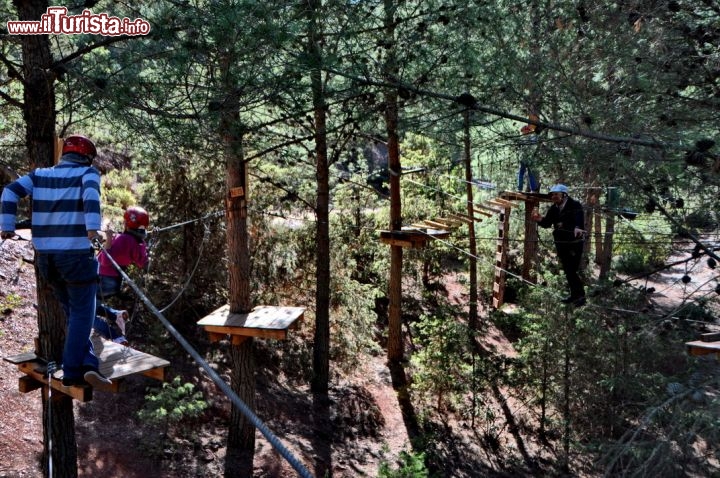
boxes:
[462,111,478,330]
[13,1,79,476]
[384,0,403,364]
[225,340,255,477]
[220,62,254,476]
[305,0,331,397]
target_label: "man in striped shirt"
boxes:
[1,135,112,388]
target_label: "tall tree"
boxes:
[10,1,78,476]
[304,0,332,397]
[383,0,404,364]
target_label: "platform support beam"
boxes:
[523,199,540,282]
[492,206,511,309]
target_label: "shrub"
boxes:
[379,450,429,478]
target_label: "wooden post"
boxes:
[492,206,511,309]
[599,212,615,281]
[522,198,539,282]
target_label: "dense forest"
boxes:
[1,0,719,477]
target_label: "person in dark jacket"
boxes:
[531,184,586,305]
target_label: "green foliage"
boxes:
[137,376,208,435]
[613,216,673,275]
[101,169,140,230]
[378,450,429,478]
[0,293,22,313]
[409,306,473,414]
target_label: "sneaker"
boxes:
[573,296,587,307]
[115,311,128,335]
[112,336,129,346]
[83,369,112,387]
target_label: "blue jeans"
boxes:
[95,275,124,340]
[36,251,99,380]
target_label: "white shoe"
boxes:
[83,370,112,387]
[115,311,128,335]
[112,336,129,346]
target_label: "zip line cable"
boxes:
[405,221,718,318]
[97,243,314,478]
[151,210,224,233]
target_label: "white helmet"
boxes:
[549,184,569,194]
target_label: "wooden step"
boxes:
[3,337,171,401]
[198,304,305,344]
[686,340,720,357]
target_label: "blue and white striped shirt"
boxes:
[1,155,102,253]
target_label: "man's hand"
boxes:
[1,231,16,240]
[88,230,104,248]
[574,227,586,238]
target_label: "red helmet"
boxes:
[62,135,97,160]
[124,206,150,229]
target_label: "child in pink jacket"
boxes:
[94,206,149,345]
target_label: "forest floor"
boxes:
[1,235,718,477]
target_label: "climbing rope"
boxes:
[158,222,210,313]
[97,242,314,478]
[46,360,57,477]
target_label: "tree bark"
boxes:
[12,0,79,476]
[384,0,403,364]
[462,111,478,330]
[305,0,331,397]
[220,57,254,476]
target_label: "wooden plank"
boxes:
[3,351,39,365]
[141,367,167,382]
[16,362,93,401]
[203,324,287,340]
[198,304,305,341]
[207,332,226,343]
[18,376,43,393]
[422,219,452,229]
[7,339,169,401]
[92,336,170,382]
[435,217,464,227]
[380,236,424,248]
[425,230,451,240]
[447,213,474,224]
[500,191,528,201]
[473,204,500,215]
[701,332,720,342]
[487,198,514,208]
[686,340,720,356]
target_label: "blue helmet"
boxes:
[549,184,569,194]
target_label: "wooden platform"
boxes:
[3,336,170,402]
[686,332,720,357]
[379,227,451,249]
[197,304,305,345]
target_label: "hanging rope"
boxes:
[96,241,314,478]
[46,360,57,478]
[158,222,210,313]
